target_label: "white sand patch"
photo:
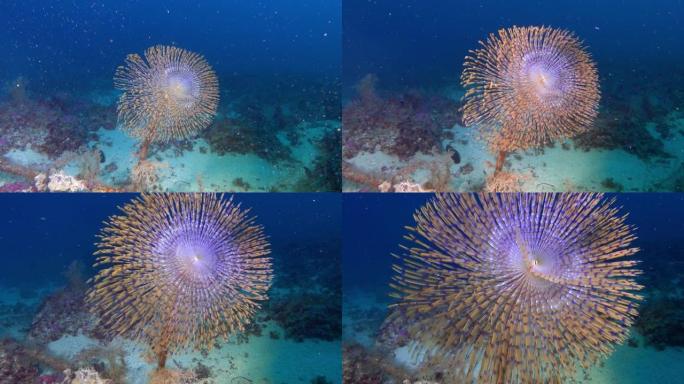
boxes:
[89,121,337,191]
[344,291,684,384]
[45,321,340,384]
[91,127,138,185]
[505,118,684,192]
[345,116,684,192]
[47,333,101,360]
[3,146,51,167]
[586,333,684,384]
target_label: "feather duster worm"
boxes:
[114,45,219,159]
[461,26,599,172]
[389,193,642,383]
[86,194,272,369]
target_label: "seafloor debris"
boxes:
[0,338,71,383]
[343,151,453,192]
[63,367,112,384]
[342,342,441,384]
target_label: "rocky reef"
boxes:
[28,262,97,345]
[293,122,342,192]
[0,94,113,159]
[267,292,341,342]
[265,239,342,342]
[574,67,684,161]
[633,241,684,350]
[342,75,463,191]
[343,74,461,160]
[203,115,293,163]
[635,297,684,350]
[0,338,41,383]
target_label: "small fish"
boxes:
[446,144,461,164]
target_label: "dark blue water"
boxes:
[1,0,341,91]
[343,193,684,291]
[343,0,684,93]
[0,193,341,289]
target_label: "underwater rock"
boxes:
[148,368,197,384]
[601,177,624,192]
[393,180,433,192]
[232,177,252,191]
[267,292,341,342]
[38,116,88,158]
[342,343,385,384]
[193,362,211,380]
[46,171,87,192]
[71,344,127,383]
[28,285,94,345]
[0,89,114,162]
[103,162,117,174]
[63,367,111,384]
[293,124,341,192]
[458,163,474,175]
[0,338,40,383]
[574,114,671,161]
[635,297,684,350]
[343,342,419,384]
[0,181,34,192]
[342,151,453,192]
[310,375,333,384]
[343,75,458,160]
[28,261,97,345]
[203,117,293,163]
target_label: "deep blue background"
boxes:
[343,193,684,291]
[343,0,684,92]
[1,0,341,91]
[0,193,341,288]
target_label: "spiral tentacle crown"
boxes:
[114,45,219,142]
[86,194,272,358]
[461,26,600,152]
[390,193,642,383]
